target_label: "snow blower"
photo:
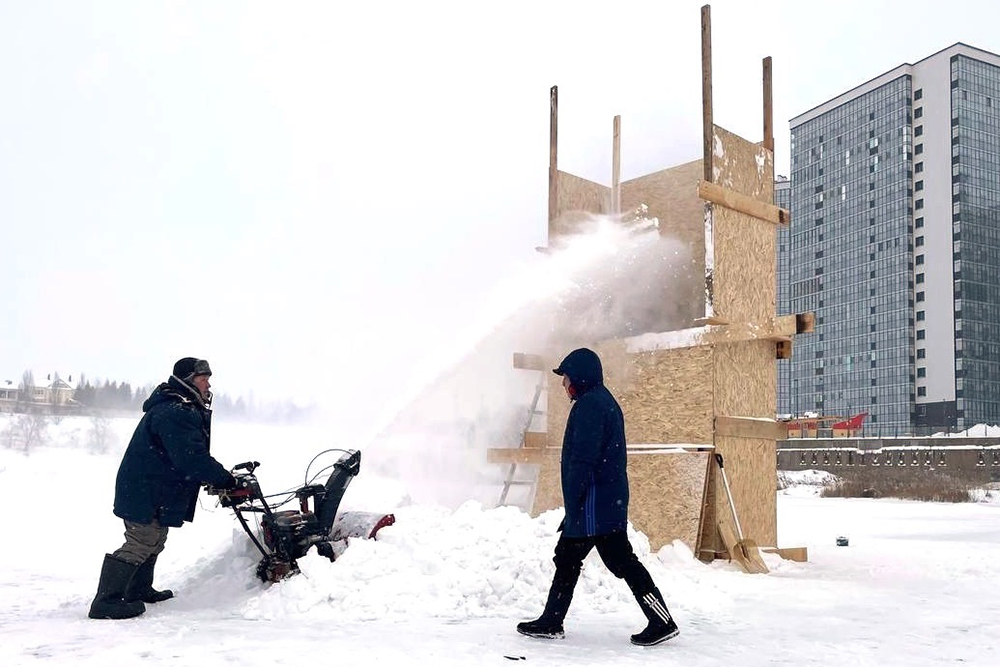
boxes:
[206,449,395,583]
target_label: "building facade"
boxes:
[781,43,1000,434]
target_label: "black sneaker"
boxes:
[516,619,565,639]
[630,618,679,646]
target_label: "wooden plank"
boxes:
[762,56,773,153]
[715,415,787,441]
[796,312,816,333]
[487,448,545,465]
[699,180,789,227]
[612,115,621,216]
[513,353,545,371]
[701,4,713,183]
[548,85,558,230]
[625,315,799,353]
[523,431,547,448]
[762,546,808,562]
[776,340,793,359]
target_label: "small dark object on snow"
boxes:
[836,536,849,546]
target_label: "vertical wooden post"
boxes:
[701,4,713,183]
[612,115,621,216]
[763,56,774,153]
[548,85,559,234]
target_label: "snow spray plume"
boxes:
[365,212,691,508]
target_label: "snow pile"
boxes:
[777,468,840,491]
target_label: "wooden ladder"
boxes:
[497,368,546,508]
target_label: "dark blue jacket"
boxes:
[113,377,234,527]
[555,348,629,537]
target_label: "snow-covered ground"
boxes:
[1,415,999,666]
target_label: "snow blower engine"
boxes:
[206,449,395,583]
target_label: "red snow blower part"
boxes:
[206,449,395,583]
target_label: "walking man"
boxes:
[516,347,679,646]
[89,357,237,619]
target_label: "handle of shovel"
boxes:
[715,453,724,468]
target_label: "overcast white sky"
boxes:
[2,1,998,429]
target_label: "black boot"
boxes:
[125,554,174,604]
[630,587,679,646]
[516,570,577,639]
[88,555,146,620]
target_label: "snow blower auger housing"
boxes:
[206,449,395,583]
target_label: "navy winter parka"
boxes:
[555,348,630,538]
[113,377,234,527]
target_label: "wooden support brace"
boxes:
[487,448,545,465]
[715,415,787,441]
[762,546,808,562]
[698,180,790,227]
[776,340,792,359]
[512,353,545,371]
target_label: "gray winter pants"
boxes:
[112,519,169,566]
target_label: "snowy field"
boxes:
[1,415,999,667]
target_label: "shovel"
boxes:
[715,454,769,574]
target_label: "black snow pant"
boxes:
[538,530,656,623]
[554,530,656,593]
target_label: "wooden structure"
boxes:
[488,5,810,564]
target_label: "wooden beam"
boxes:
[715,415,787,441]
[625,315,803,353]
[701,5,713,183]
[487,448,546,465]
[776,339,793,359]
[698,180,790,227]
[612,115,621,216]
[762,56,773,153]
[512,353,545,371]
[796,312,816,333]
[548,85,558,231]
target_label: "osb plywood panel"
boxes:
[710,436,777,546]
[711,339,778,545]
[711,125,776,324]
[550,171,609,238]
[628,451,710,551]
[621,160,705,327]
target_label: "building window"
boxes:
[917,368,926,378]
[917,311,925,321]
[916,144,924,155]
[917,349,926,359]
[916,162,923,173]
[916,180,924,191]
[916,236,924,246]
[917,273,925,284]
[917,330,926,340]
[915,107,923,119]
[916,217,924,228]
[916,255,925,265]
[915,88,923,100]
[917,292,925,302]
[915,125,923,137]
[918,387,927,397]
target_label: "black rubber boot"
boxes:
[516,569,577,639]
[88,555,146,620]
[630,587,679,646]
[126,554,174,604]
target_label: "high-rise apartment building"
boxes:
[779,43,1000,433]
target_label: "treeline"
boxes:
[72,380,314,422]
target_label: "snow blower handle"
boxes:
[233,461,260,474]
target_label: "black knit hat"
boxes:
[173,357,212,381]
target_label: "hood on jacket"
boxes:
[552,347,604,395]
[143,377,208,412]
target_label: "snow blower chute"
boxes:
[206,449,395,583]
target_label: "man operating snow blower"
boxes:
[89,357,238,620]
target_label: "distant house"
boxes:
[0,373,78,408]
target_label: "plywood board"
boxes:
[629,450,710,551]
[621,159,705,328]
[550,171,610,239]
[710,125,776,324]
